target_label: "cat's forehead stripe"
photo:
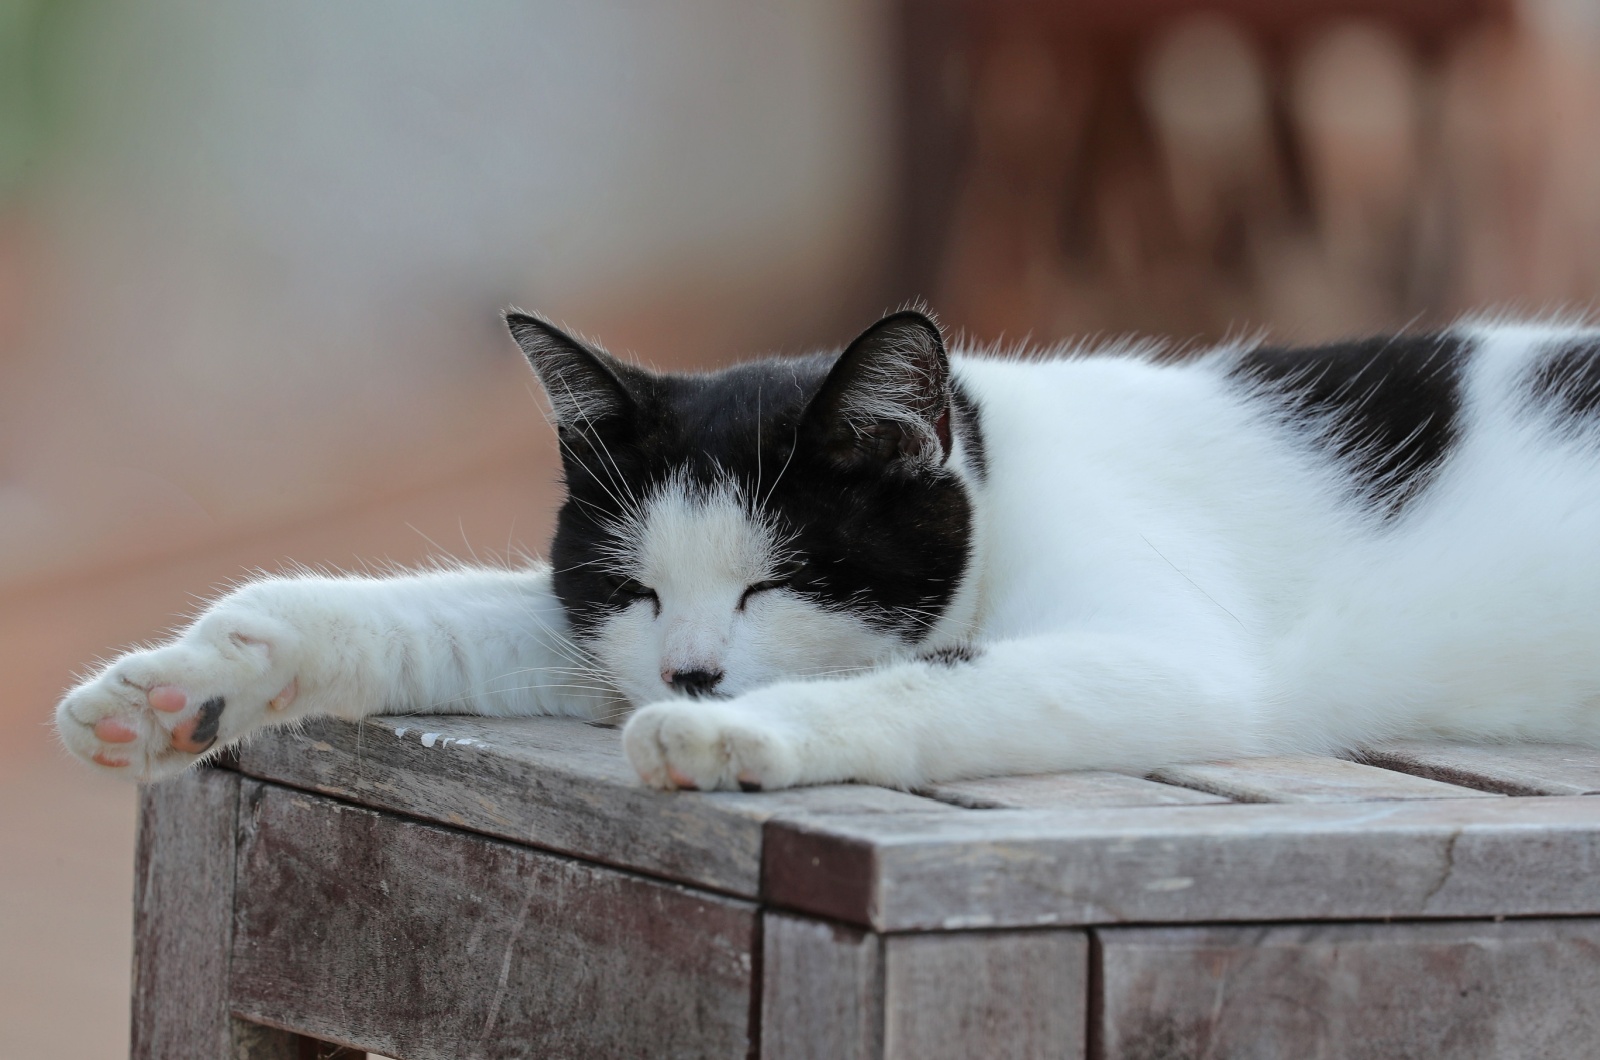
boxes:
[630,478,778,587]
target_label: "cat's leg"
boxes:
[624,631,1267,790]
[57,564,615,782]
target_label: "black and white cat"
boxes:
[55,309,1600,791]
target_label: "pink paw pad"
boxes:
[148,685,187,713]
[268,677,298,712]
[93,717,138,744]
[169,696,226,755]
[91,751,128,768]
[666,765,699,790]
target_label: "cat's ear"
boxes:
[803,310,952,470]
[505,310,635,429]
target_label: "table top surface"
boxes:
[235,715,1600,932]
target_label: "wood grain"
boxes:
[1356,740,1600,796]
[229,780,759,1060]
[1150,754,1496,803]
[764,797,1600,931]
[132,767,297,1059]
[761,913,884,1060]
[883,930,1087,1060]
[236,715,953,897]
[921,771,1225,809]
[1096,919,1600,1059]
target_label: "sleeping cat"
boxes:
[55,309,1600,791]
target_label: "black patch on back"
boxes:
[1528,338,1600,424]
[547,351,978,645]
[1230,333,1469,516]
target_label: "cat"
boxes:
[55,308,1600,792]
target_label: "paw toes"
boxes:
[169,696,225,755]
[90,750,130,768]
[665,765,700,790]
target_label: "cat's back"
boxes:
[954,321,1600,515]
[950,322,1600,648]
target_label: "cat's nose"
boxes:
[664,668,725,698]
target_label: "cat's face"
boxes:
[508,310,975,706]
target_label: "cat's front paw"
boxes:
[56,622,299,783]
[623,698,803,792]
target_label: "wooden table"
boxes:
[130,715,1600,1059]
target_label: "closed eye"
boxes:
[610,577,660,615]
[738,579,789,610]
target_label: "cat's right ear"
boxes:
[505,311,635,430]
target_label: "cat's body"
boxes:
[56,312,1600,791]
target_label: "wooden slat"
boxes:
[1355,740,1600,797]
[229,781,758,1060]
[761,913,883,1060]
[236,715,953,897]
[921,771,1226,809]
[1149,755,1497,803]
[133,768,308,1059]
[763,797,1600,932]
[132,768,237,1059]
[883,931,1087,1060]
[1096,919,1600,1058]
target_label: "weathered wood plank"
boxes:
[133,768,310,1059]
[922,771,1225,809]
[1150,755,1496,803]
[883,931,1087,1060]
[763,797,1600,931]
[236,715,953,897]
[761,913,883,1060]
[1355,740,1600,797]
[230,780,759,1060]
[1095,919,1600,1059]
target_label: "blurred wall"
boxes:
[2,9,896,1053]
[904,0,1600,348]
[0,0,895,592]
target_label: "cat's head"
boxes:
[506,309,981,706]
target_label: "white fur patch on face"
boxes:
[590,475,903,705]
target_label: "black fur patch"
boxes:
[1528,338,1600,424]
[950,378,987,481]
[544,338,978,645]
[919,643,979,666]
[1231,333,1469,516]
[190,696,225,751]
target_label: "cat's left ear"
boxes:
[803,310,952,470]
[505,310,638,430]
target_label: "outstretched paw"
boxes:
[623,699,802,792]
[56,629,299,783]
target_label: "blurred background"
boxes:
[3,0,1599,1053]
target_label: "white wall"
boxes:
[0,0,895,588]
